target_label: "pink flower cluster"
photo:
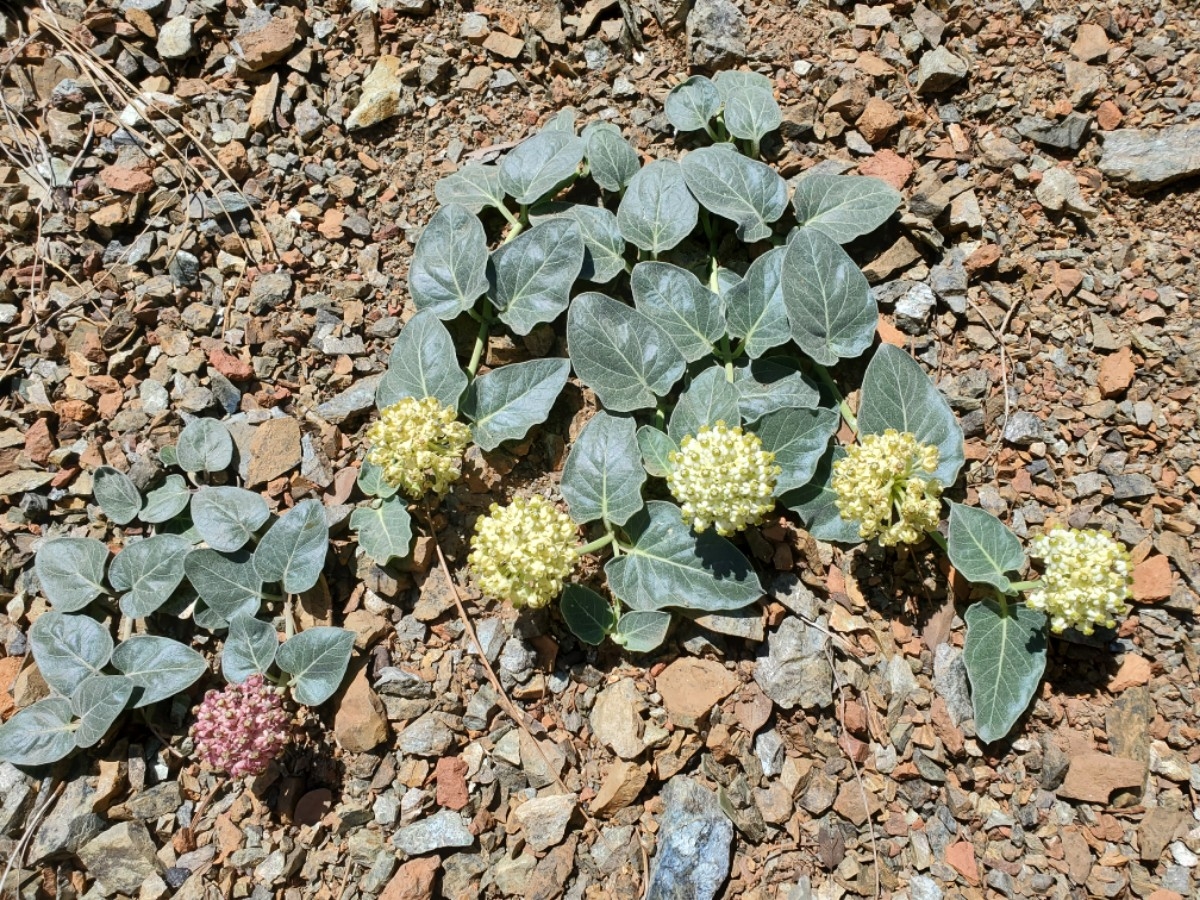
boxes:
[190,675,291,777]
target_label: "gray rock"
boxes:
[396,712,454,757]
[646,777,733,900]
[294,100,323,140]
[315,373,383,424]
[754,729,786,778]
[498,637,536,679]
[249,272,293,313]
[916,47,967,94]
[590,678,646,760]
[375,667,432,699]
[1035,166,1098,218]
[124,781,181,820]
[157,18,194,59]
[76,822,164,896]
[928,250,968,314]
[29,777,106,862]
[473,617,507,663]
[1099,123,1200,189]
[393,810,474,856]
[512,794,577,851]
[0,764,34,837]
[753,616,833,710]
[1016,113,1091,151]
[686,0,747,70]
[169,251,200,287]
[909,874,944,900]
[893,282,937,334]
[1109,473,1155,500]
[933,644,973,727]
[1003,411,1043,446]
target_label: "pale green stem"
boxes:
[925,529,948,553]
[578,532,615,556]
[466,313,489,379]
[1007,580,1043,593]
[812,364,858,435]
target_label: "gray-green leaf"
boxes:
[963,600,1047,743]
[434,163,507,214]
[93,466,141,525]
[563,204,627,284]
[750,406,839,494]
[560,412,645,527]
[583,122,640,193]
[29,611,114,695]
[376,309,469,411]
[717,71,782,145]
[139,475,191,524]
[499,131,585,205]
[35,537,109,612]
[614,610,672,653]
[668,367,741,444]
[222,615,279,684]
[71,675,133,748]
[560,585,616,646]
[0,698,77,766]
[462,358,570,451]
[351,497,414,565]
[631,262,725,363]
[617,159,698,254]
[567,292,685,412]
[183,548,263,619]
[109,535,192,618]
[680,146,787,242]
[254,499,329,594]
[176,418,233,473]
[947,503,1026,592]
[356,459,399,500]
[408,204,490,319]
[489,218,585,334]
[637,426,677,478]
[791,174,901,244]
[732,359,819,423]
[782,227,876,365]
[192,487,270,552]
[664,75,722,133]
[725,248,790,359]
[782,445,874,544]
[276,627,356,707]
[111,635,207,708]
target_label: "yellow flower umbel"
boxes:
[666,422,781,536]
[468,496,578,610]
[365,396,471,498]
[832,429,942,546]
[1025,526,1132,635]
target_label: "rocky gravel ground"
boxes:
[1,1,1199,899]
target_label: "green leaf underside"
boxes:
[254,499,329,594]
[606,501,763,613]
[222,615,279,684]
[184,548,263,618]
[560,411,646,527]
[583,122,640,193]
[0,698,77,766]
[29,611,114,696]
[732,359,820,423]
[664,75,721,132]
[751,406,839,494]
[192,486,270,552]
[462,358,571,451]
[71,675,133,748]
[725,248,791,359]
[791,174,902,244]
[668,367,741,445]
[963,600,1048,744]
[111,636,207,708]
[781,445,862,544]
[276,628,356,707]
[782,227,877,365]
[560,585,616,645]
[859,344,965,488]
[617,159,698,254]
[489,219,585,335]
[947,503,1027,592]
[36,537,109,612]
[139,475,191,524]
[356,459,400,500]
[715,70,782,143]
[434,163,506,214]
[351,498,414,565]
[680,147,788,243]
[176,418,233,474]
[408,204,490,320]
[93,466,141,525]
[615,610,672,653]
[631,262,726,363]
[499,131,585,205]
[636,426,677,478]
[109,535,192,619]
[567,292,685,412]
[377,309,468,411]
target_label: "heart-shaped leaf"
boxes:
[139,475,191,524]
[750,406,839,494]
[732,358,819,423]
[93,466,141,525]
[35,538,109,612]
[614,610,672,653]
[617,159,698,254]
[357,459,399,500]
[636,426,677,478]
[561,411,645,527]
[488,218,585,335]
[782,227,876,365]
[964,599,1047,743]
[434,163,506,214]
[71,675,133,748]
[376,309,469,412]
[192,487,270,552]
[715,71,782,144]
[254,499,329,595]
[725,248,790,359]
[791,174,901,244]
[560,585,616,646]
[408,204,490,319]
[111,635,207,708]
[631,262,725,363]
[499,131,585,205]
[680,146,788,242]
[276,627,356,707]
[222,615,279,684]
[351,497,414,565]
[462,358,570,451]
[558,204,626,284]
[184,548,263,619]
[668,367,741,444]
[29,611,114,695]
[583,122,640,193]
[176,418,233,473]
[948,504,1027,592]
[0,698,77,766]
[664,75,721,133]
[781,445,863,543]
[109,534,192,618]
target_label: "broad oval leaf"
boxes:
[254,499,329,595]
[376,309,469,411]
[668,367,741,445]
[859,344,965,488]
[716,71,782,144]
[276,627,356,707]
[733,358,819,423]
[408,204,490,319]
[93,466,141,525]
[462,358,570,451]
[614,610,672,653]
[750,406,839,494]
[357,459,399,500]
[781,445,863,543]
[561,412,646,527]
[222,615,279,684]
[964,600,1047,743]
[631,262,725,363]
[583,122,640,193]
[434,163,506,214]
[351,497,414,565]
[35,538,109,612]
[567,292,685,413]
[139,475,191,524]
[29,611,114,695]
[71,675,133,748]
[791,174,902,244]
[109,534,192,618]
[111,635,207,708]
[782,227,876,365]
[184,548,263,619]
[726,248,790,359]
[0,697,77,766]
[192,487,270,553]
[605,501,763,613]
[637,426,677,478]
[176,418,233,473]
[664,75,722,133]
[560,585,616,646]
[617,159,698,254]
[561,204,626,284]
[499,131,585,205]
[680,146,787,242]
[948,503,1027,592]
[488,219,585,335]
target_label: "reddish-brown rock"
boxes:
[857,97,902,144]
[945,841,980,885]
[100,165,154,194]
[1108,654,1152,692]
[1098,347,1135,397]
[1059,753,1146,803]
[590,761,648,817]
[380,857,439,900]
[857,149,913,190]
[1132,555,1173,602]
[24,418,55,466]
[333,664,389,753]
[208,348,255,382]
[435,756,470,810]
[656,658,738,730]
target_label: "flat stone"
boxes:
[1110,473,1154,500]
[393,810,474,856]
[591,761,649,817]
[122,782,181,821]
[156,17,194,59]
[435,757,469,810]
[482,32,525,60]
[1059,753,1146,804]
[1003,411,1043,446]
[1035,166,1098,218]
[1016,113,1091,151]
[646,777,733,900]
[857,97,902,144]
[1133,555,1173,602]
[916,47,967,94]
[753,616,832,710]
[1098,346,1135,397]
[656,658,738,730]
[1099,123,1200,189]
[234,11,302,71]
[512,794,577,851]
[686,0,747,70]
[77,822,164,896]
[246,416,302,486]
[832,780,881,827]
[1108,654,1152,692]
[347,56,409,130]
[316,374,383,425]
[1071,23,1110,63]
[379,856,439,900]
[397,712,455,757]
[893,282,937,334]
[29,777,105,862]
[249,272,293,312]
[334,664,389,753]
[591,678,645,759]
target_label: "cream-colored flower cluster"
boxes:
[468,496,578,610]
[365,396,471,498]
[666,422,780,536]
[1025,525,1131,635]
[832,429,942,546]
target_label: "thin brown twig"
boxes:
[0,776,63,898]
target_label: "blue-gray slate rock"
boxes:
[1099,123,1200,190]
[646,776,733,900]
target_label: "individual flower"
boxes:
[831,429,942,546]
[468,496,578,610]
[190,675,291,778]
[1025,525,1132,635]
[666,422,781,536]
[365,396,471,498]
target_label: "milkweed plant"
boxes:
[0,72,1134,766]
